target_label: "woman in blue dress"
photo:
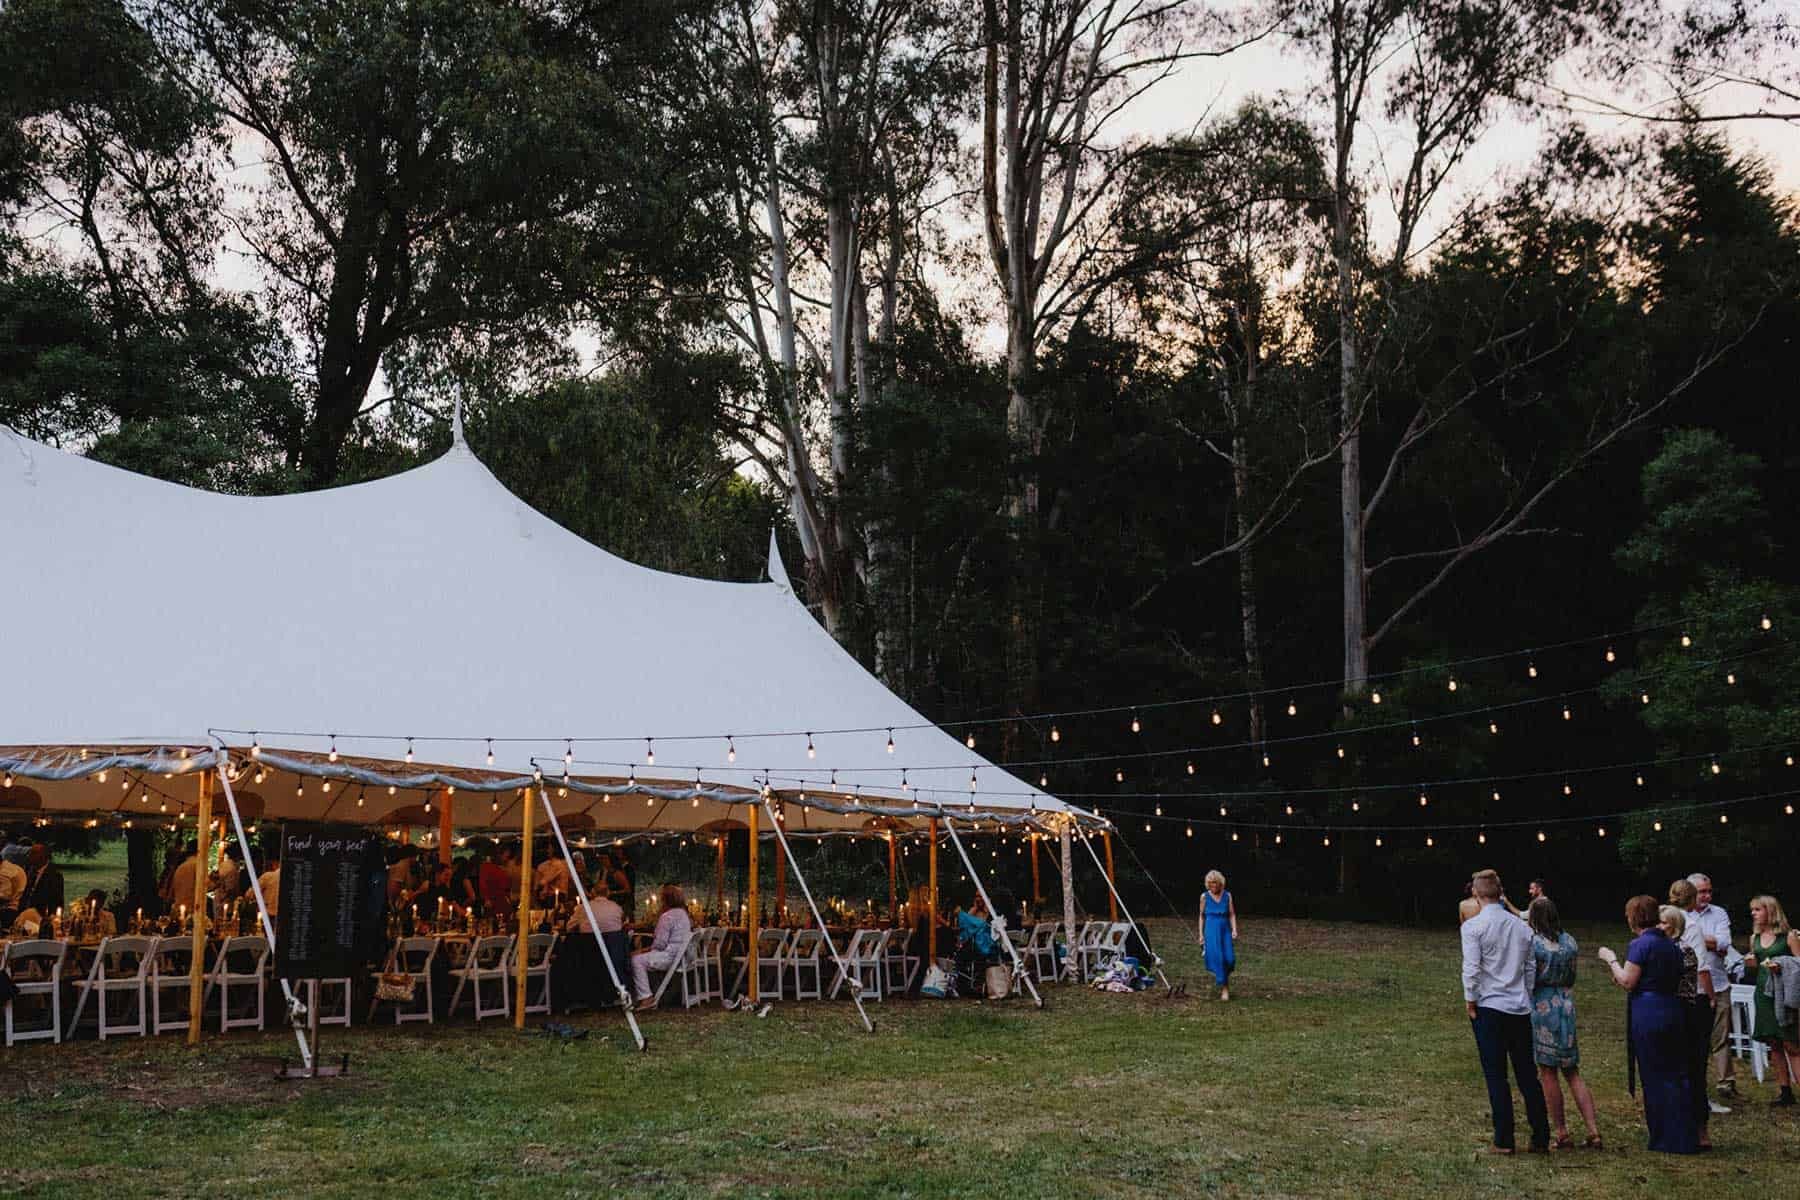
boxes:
[1527,898,1601,1149]
[1197,870,1237,1001]
[1599,895,1699,1154]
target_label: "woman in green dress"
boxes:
[1527,898,1601,1148]
[1743,895,1800,1105]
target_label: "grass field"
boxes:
[4,916,1799,1198]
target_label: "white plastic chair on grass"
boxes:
[646,935,704,1009]
[521,933,556,1016]
[149,936,198,1035]
[1729,982,1769,1083]
[883,927,921,995]
[732,928,789,1001]
[371,936,440,1025]
[1025,922,1059,982]
[1069,921,1104,980]
[1080,923,1130,980]
[447,935,513,1022]
[206,936,270,1032]
[784,929,825,1000]
[694,927,728,1002]
[829,930,884,1002]
[2,939,68,1045]
[296,976,353,1028]
[86,935,155,1040]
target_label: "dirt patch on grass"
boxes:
[17,1042,382,1111]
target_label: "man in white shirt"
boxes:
[258,851,282,920]
[1460,869,1550,1154]
[0,837,27,921]
[1687,872,1735,1098]
[534,851,571,902]
[165,843,201,913]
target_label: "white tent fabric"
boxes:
[1,425,1078,833]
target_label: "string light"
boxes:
[423,796,432,814]
[1039,773,1047,787]
[1285,804,1294,816]
[1492,790,1501,801]
[562,741,572,766]
[97,770,107,783]
[250,737,261,759]
[808,733,817,758]
[1232,832,1239,841]
[1371,691,1382,704]
[1597,826,1606,838]
[1130,711,1141,734]
[1274,834,1282,844]
[1478,831,1486,844]
[1489,722,1499,735]
[1720,813,1728,824]
[1561,706,1572,721]
[1261,753,1271,768]
[965,731,976,749]
[1537,830,1546,842]
[1411,728,1421,747]
[1528,661,1538,678]
[1115,768,1124,783]
[1351,799,1359,811]
[406,739,416,764]
[1050,725,1061,742]
[388,784,396,795]
[1323,835,1331,846]
[1375,836,1382,847]
[1211,710,1223,726]
[328,736,338,762]
[1654,820,1662,832]
[1641,691,1651,705]
[1563,783,1573,796]
[1425,836,1433,847]
[970,769,979,792]
[645,739,655,765]
[486,739,495,765]
[1635,775,1644,787]
[886,729,895,754]
[1186,761,1196,775]
[1727,672,1737,685]
[1762,614,1773,630]
[1186,825,1193,837]
[1418,792,1429,807]
[1447,676,1458,692]
[1219,805,1227,816]
[1681,632,1692,647]
[1286,700,1297,717]
[727,737,736,763]
[1337,746,1346,759]
[492,796,499,812]
[1711,761,1721,775]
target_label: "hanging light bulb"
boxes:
[388,784,396,795]
[1489,721,1499,735]
[1039,773,1048,787]
[1130,711,1141,734]
[139,788,148,804]
[1680,632,1692,648]
[807,733,818,758]
[1220,804,1228,816]
[1720,813,1728,824]
[1286,700,1297,717]
[1371,690,1382,705]
[1478,831,1486,844]
[491,796,499,812]
[1635,774,1644,787]
[1274,834,1282,845]
[1727,672,1737,685]
[1711,761,1721,775]
[1114,768,1124,783]
[406,739,416,764]
[561,741,572,766]
[1538,830,1547,842]
[328,737,338,763]
[121,776,130,791]
[423,797,432,814]
[1605,646,1616,663]
[1561,706,1572,721]
[1186,825,1193,838]
[1762,614,1773,630]
[645,739,655,765]
[1232,832,1239,841]
[1144,823,1151,832]
[1597,826,1606,838]
[250,737,261,759]
[1527,661,1538,678]
[1211,710,1223,726]
[486,740,495,766]
[3,772,12,789]
[322,780,331,793]
[1411,729,1421,747]
[1375,836,1383,847]
[97,770,108,783]
[886,729,895,754]
[1419,792,1428,807]
[1261,753,1270,768]
[1351,798,1361,812]
[1337,746,1346,759]
[1787,755,1795,767]
[969,769,978,792]
[1563,782,1573,796]
[900,769,909,791]
[1050,725,1061,743]
[727,737,737,763]
[1641,691,1651,705]
[1447,676,1457,692]
[1284,804,1293,816]
[1425,836,1433,847]
[1653,820,1663,832]
[1492,790,1502,801]
[1187,761,1196,775]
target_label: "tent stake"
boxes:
[537,786,643,1051]
[760,796,871,1032]
[941,818,1042,1008]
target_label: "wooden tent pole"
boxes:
[515,788,533,1029]
[714,830,726,917]
[773,804,786,923]
[1030,833,1041,906]
[438,788,453,866]
[887,834,897,924]
[927,818,939,960]
[1103,830,1118,921]
[747,802,760,1003]
[186,771,212,1046]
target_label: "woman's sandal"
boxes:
[1583,1135,1603,1150]
[1552,1134,1575,1151]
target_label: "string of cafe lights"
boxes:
[204,601,1780,759]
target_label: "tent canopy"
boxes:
[1,425,1083,834]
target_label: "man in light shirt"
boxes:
[1687,872,1735,1099]
[1460,869,1550,1154]
[258,849,282,921]
[534,848,571,902]
[0,834,26,923]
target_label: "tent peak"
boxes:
[766,528,791,592]
[450,394,465,446]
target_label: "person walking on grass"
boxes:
[1527,898,1601,1150]
[1197,870,1237,1001]
[1743,894,1800,1105]
[1462,869,1551,1155]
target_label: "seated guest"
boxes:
[630,883,693,1009]
[478,845,518,916]
[408,861,455,920]
[953,896,1001,993]
[18,843,63,924]
[0,835,25,926]
[570,871,628,935]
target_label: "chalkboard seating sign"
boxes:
[276,825,390,980]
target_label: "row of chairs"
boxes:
[364,934,554,1025]
[2,935,277,1046]
[640,926,928,1010]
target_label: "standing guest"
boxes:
[1742,895,1800,1105]
[1687,873,1736,1103]
[630,883,693,1010]
[449,858,479,911]
[0,836,26,926]
[478,845,518,916]
[17,843,64,924]
[1461,869,1551,1155]
[1599,895,1700,1154]
[1198,870,1238,1001]
[1528,879,1549,903]
[216,845,243,900]
[164,841,200,911]
[1527,898,1601,1149]
[0,833,29,866]
[1459,882,1481,924]
[81,889,117,938]
[1669,880,1717,1146]
[258,849,282,919]
[534,846,571,902]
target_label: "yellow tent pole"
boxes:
[187,771,212,1046]
[1030,833,1042,906]
[515,788,533,1029]
[1103,831,1118,921]
[887,834,897,924]
[438,788,453,866]
[714,832,726,917]
[927,818,939,960]
[747,802,760,1002]
[773,806,786,924]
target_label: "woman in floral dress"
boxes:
[1528,897,1602,1149]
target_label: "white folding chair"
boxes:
[297,976,353,1028]
[3,939,67,1045]
[1729,982,1770,1082]
[785,929,825,1000]
[207,936,270,1032]
[89,935,154,1039]
[447,935,513,1022]
[647,935,702,1009]
[829,930,884,1001]
[1080,923,1129,980]
[371,936,440,1024]
[149,936,199,1034]
[521,933,556,1016]
[732,928,789,1000]
[884,927,921,995]
[690,927,725,1002]
[1025,922,1059,982]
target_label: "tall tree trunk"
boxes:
[1333,124,1368,696]
[1232,415,1266,747]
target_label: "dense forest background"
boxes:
[5,0,1799,919]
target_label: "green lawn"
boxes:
[4,917,1798,1198]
